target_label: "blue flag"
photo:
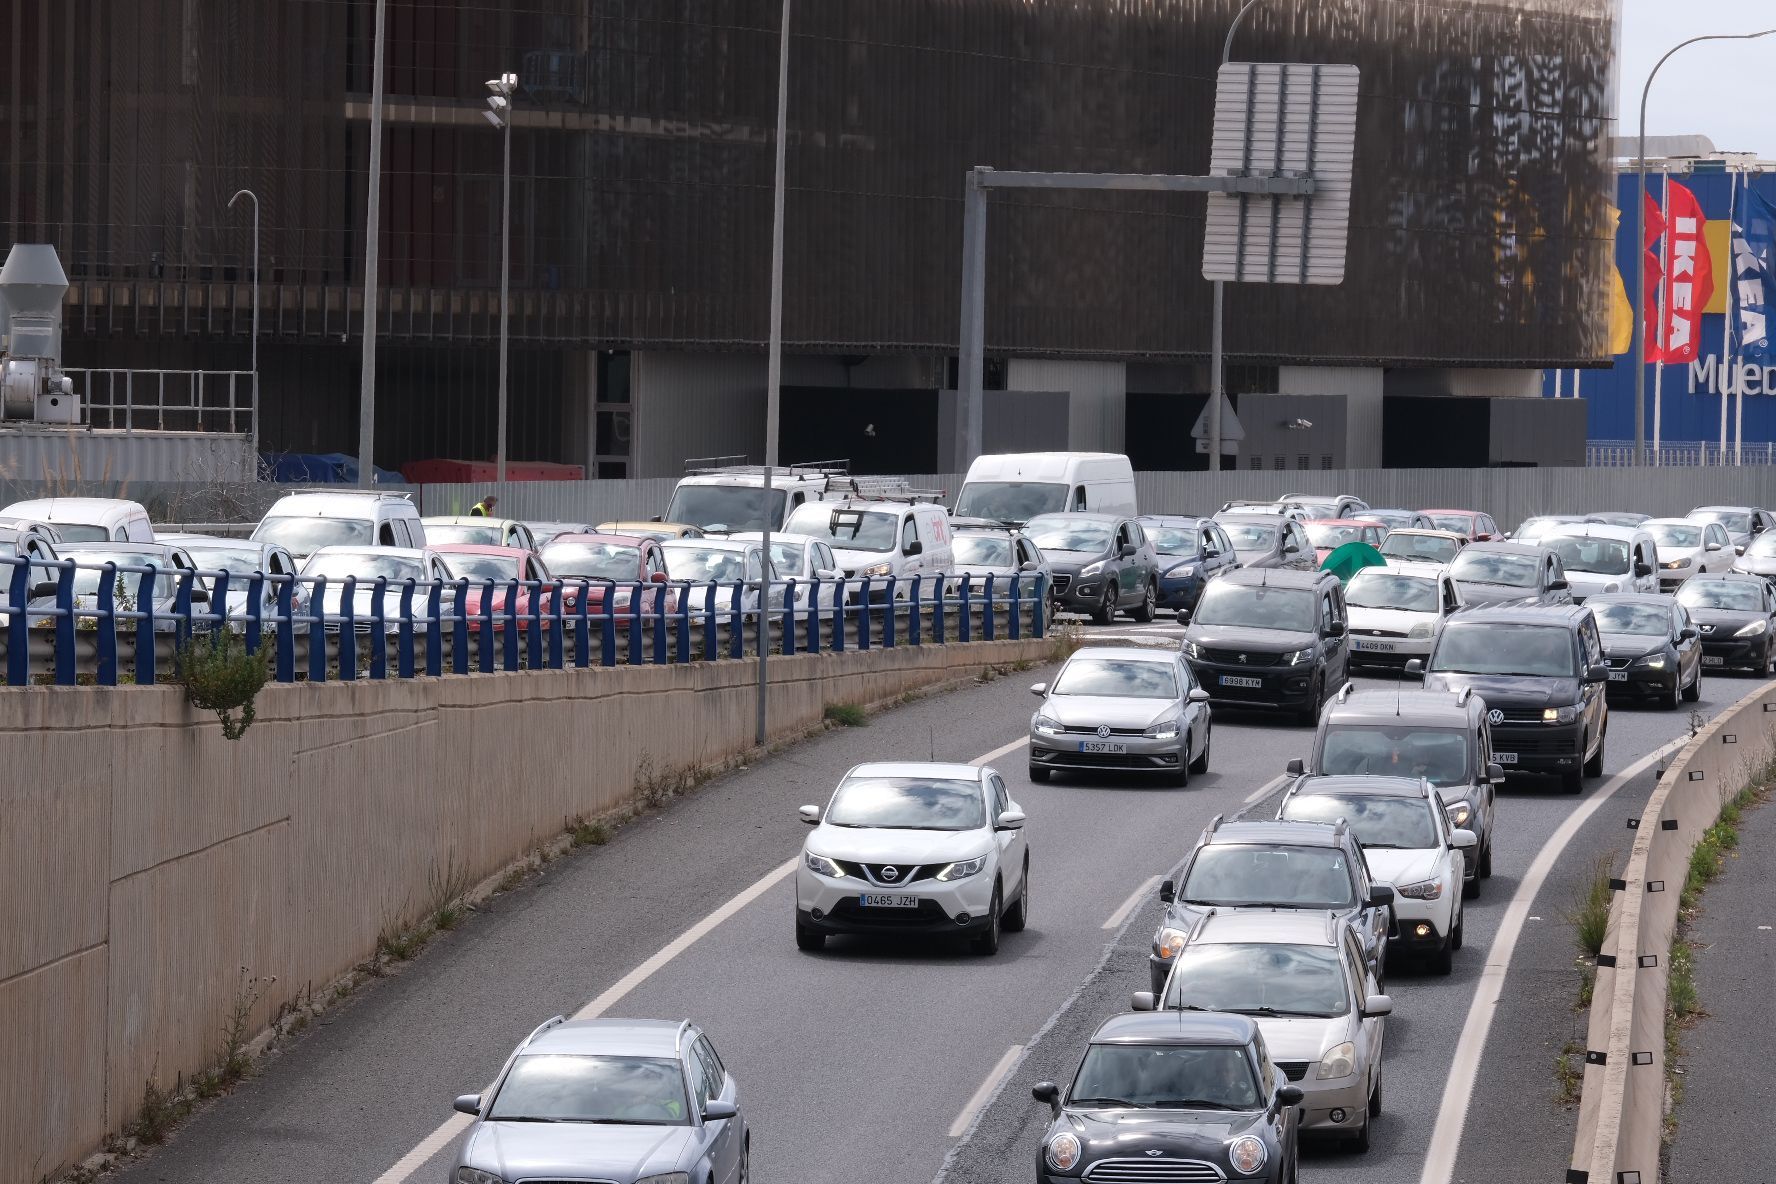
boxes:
[1731,186,1776,363]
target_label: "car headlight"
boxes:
[455,1171,504,1184]
[1317,1040,1356,1080]
[1168,563,1197,580]
[1080,561,1106,577]
[1184,640,1205,660]
[1144,717,1181,740]
[1445,800,1473,828]
[1542,705,1579,724]
[1228,1134,1268,1176]
[1408,621,1434,639]
[805,851,843,878]
[1394,878,1443,900]
[1284,648,1314,665]
[860,562,894,578]
[1602,582,1621,594]
[935,854,989,882]
[1737,619,1769,637]
[1046,1132,1083,1172]
[1154,927,1188,960]
[1033,714,1064,737]
[1633,653,1667,669]
[635,1174,692,1184]
[1662,557,1691,569]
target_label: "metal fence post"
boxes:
[830,581,845,652]
[397,579,417,678]
[600,588,618,667]
[1033,572,1047,639]
[934,577,946,644]
[547,581,565,670]
[95,562,119,686]
[1008,573,1021,641]
[629,583,646,665]
[573,580,592,668]
[209,570,231,639]
[308,575,328,682]
[858,578,872,650]
[477,579,496,673]
[728,582,744,659]
[700,582,717,661]
[501,580,520,672]
[275,578,296,682]
[452,578,471,675]
[338,576,358,681]
[137,566,160,685]
[425,580,443,677]
[652,582,668,665]
[958,575,973,643]
[52,560,77,685]
[526,579,544,670]
[368,577,389,680]
[674,585,692,664]
[806,577,822,654]
[982,573,996,641]
[883,578,898,647]
[909,577,922,646]
[6,558,29,686]
[782,580,798,657]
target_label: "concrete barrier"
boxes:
[0,635,1051,1184]
[1568,680,1776,1183]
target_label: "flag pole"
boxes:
[1729,164,1744,465]
[1654,170,1669,465]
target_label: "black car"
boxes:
[1024,512,1161,624]
[1675,573,1776,675]
[1417,604,1609,793]
[1032,1011,1302,1184]
[1138,514,1239,618]
[1586,593,1703,708]
[1212,513,1319,571]
[1184,567,1350,724]
[1447,540,1574,608]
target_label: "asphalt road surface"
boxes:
[109,617,1759,1184]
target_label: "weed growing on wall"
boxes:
[176,631,271,740]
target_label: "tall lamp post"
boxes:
[484,72,518,484]
[758,0,791,747]
[357,0,389,487]
[1634,28,1776,466]
[1207,0,1265,472]
[228,188,260,460]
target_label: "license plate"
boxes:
[1079,740,1128,754]
[859,894,919,908]
[1220,675,1264,689]
[1494,752,1518,764]
[1353,639,1396,652]
[1608,671,1629,682]
[1704,655,1725,667]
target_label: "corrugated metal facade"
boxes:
[0,430,256,484]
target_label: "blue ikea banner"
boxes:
[1732,186,1776,364]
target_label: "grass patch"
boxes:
[824,702,868,728]
[375,920,430,964]
[1555,1041,1585,1107]
[427,854,473,932]
[1047,620,1084,662]
[1569,852,1615,959]
[568,816,610,848]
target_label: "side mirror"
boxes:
[1584,662,1609,684]
[649,515,664,523]
[1680,625,1699,640]
[1635,561,1653,578]
[1404,658,1425,675]
[650,571,668,584]
[1323,621,1346,637]
[453,1094,482,1116]
[1130,991,1157,1012]
[814,568,839,581]
[1283,542,1300,554]
[1285,757,1305,776]
[1705,541,1722,552]
[1158,878,1176,904]
[798,804,821,825]
[1487,762,1506,783]
[996,809,1027,831]
[1187,687,1211,704]
[1276,1085,1306,1108]
[1032,1081,1062,1116]
[1737,545,1747,556]
[702,1099,739,1122]
[1548,577,1570,592]
[189,588,211,604]
[29,581,57,598]
[903,539,923,557]
[1029,682,1048,697]
[1361,994,1393,1018]
[1019,559,1040,572]
[1119,542,1137,558]
[1450,828,1478,850]
[1369,885,1395,907]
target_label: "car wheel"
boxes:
[1683,669,1702,702]
[1369,1068,1383,1119]
[1091,586,1115,625]
[795,921,825,952]
[1028,765,1052,783]
[1188,723,1211,774]
[974,885,1002,955]
[1351,1109,1371,1153]
[1451,902,1464,951]
[740,1138,750,1184]
[1562,768,1584,794]
[1004,857,1029,933]
[1432,932,1454,975]
[1583,729,1605,778]
[1663,676,1683,711]
[1480,841,1493,879]
[1462,871,1480,900]
[1296,675,1323,726]
[1132,580,1157,623]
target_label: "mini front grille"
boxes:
[1084,1158,1226,1183]
[1275,1060,1310,1082]
[1197,648,1285,666]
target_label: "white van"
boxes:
[664,460,853,535]
[252,490,427,562]
[1543,522,1660,601]
[0,497,154,543]
[782,497,955,601]
[952,452,1137,524]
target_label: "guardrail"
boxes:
[1568,680,1776,1182]
[1587,440,1776,467]
[0,558,1048,686]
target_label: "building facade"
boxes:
[3,0,1619,476]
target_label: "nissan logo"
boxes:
[879,866,899,881]
[1096,724,1112,738]
[1487,709,1504,725]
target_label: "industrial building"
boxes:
[1,0,1618,477]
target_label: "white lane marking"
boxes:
[375,729,1034,1184]
[1416,735,1688,1184]
[1103,875,1163,929]
[1243,772,1290,806]
[949,1044,1024,1138]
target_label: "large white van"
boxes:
[663,460,852,535]
[952,452,1137,524]
[252,490,427,562]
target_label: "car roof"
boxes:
[946,517,1017,532]
[1065,646,1180,664]
[1690,505,1758,513]
[1193,909,1339,946]
[160,534,263,549]
[422,515,522,527]
[1291,773,1430,799]
[1137,514,1209,528]
[1205,819,1345,847]
[662,538,753,552]
[1028,511,1122,525]
[1323,688,1475,723]
[1383,528,1465,540]
[846,760,984,781]
[1545,522,1644,542]
[525,1018,689,1058]
[1585,593,1675,608]
[1218,567,1330,589]
[1364,560,1445,579]
[548,532,648,548]
[1462,539,1544,556]
[1685,572,1766,585]
[429,544,531,557]
[304,545,428,560]
[2,497,145,521]
[1305,518,1375,528]
[729,531,819,545]
[1444,603,1589,627]
[1644,517,1703,527]
[60,541,177,554]
[1420,508,1482,516]
[1091,1010,1257,1047]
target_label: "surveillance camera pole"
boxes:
[758,0,792,747]
[228,188,260,459]
[484,74,517,483]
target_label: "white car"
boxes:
[729,531,839,609]
[53,541,210,630]
[661,538,780,616]
[0,496,153,543]
[300,546,457,632]
[254,490,426,560]
[1644,517,1734,590]
[795,761,1028,956]
[161,534,306,627]
[420,515,536,551]
[1343,562,1462,673]
[1543,522,1659,602]
[1027,646,1211,785]
[781,498,955,602]
[1278,775,1476,974]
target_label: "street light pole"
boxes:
[1208,0,1264,473]
[357,0,389,487]
[228,188,260,460]
[1635,28,1776,467]
[484,73,518,483]
[758,0,791,747]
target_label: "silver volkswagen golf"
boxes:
[450,1016,749,1184]
[1028,646,1212,784]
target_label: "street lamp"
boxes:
[1206,0,1265,472]
[357,0,389,487]
[1633,28,1776,466]
[485,72,518,484]
[758,0,791,746]
[228,188,260,458]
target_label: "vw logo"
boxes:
[879,866,899,881]
[1096,724,1112,738]
[1487,709,1504,725]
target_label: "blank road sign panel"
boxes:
[1203,61,1359,285]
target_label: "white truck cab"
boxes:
[951,452,1137,524]
[663,458,853,535]
[782,487,954,600]
[252,490,427,562]
[0,497,154,543]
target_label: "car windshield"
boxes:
[1051,658,1179,699]
[1430,622,1576,677]
[1220,522,1279,554]
[1546,536,1630,575]
[1318,725,1470,788]
[528,524,587,547]
[766,541,811,576]
[953,535,1013,567]
[1306,524,1366,548]
[824,776,986,831]
[544,542,639,581]
[1513,518,1573,544]
[426,524,504,546]
[1069,1044,1262,1111]
[63,551,174,596]
[1294,502,1339,520]
[1591,603,1670,636]
[1025,519,1112,554]
[1192,583,1315,632]
[1362,511,1411,528]
[953,481,1067,523]
[1380,533,1457,563]
[665,485,788,534]
[1180,844,1354,908]
[1428,513,1476,533]
[52,523,111,543]
[1283,792,1441,849]
[487,1054,690,1126]
[662,546,751,584]
[448,555,524,582]
[1692,510,1751,533]
[1450,550,1539,588]
[300,554,424,583]
[783,505,899,553]
[1678,581,1763,611]
[181,547,270,576]
[254,516,373,553]
[1648,523,1702,549]
[1144,526,1196,555]
[1746,534,1776,557]
[1345,571,1438,612]
[1164,943,1350,1018]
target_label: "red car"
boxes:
[538,533,674,617]
[1419,509,1502,541]
[431,544,557,625]
[1303,518,1385,564]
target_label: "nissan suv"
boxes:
[1417,604,1609,793]
[1184,568,1350,723]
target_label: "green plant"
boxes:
[1569,852,1614,959]
[129,1074,185,1146]
[1669,937,1698,1020]
[376,921,428,963]
[1047,619,1084,662]
[427,854,473,931]
[824,702,868,728]
[1554,1041,1584,1106]
[569,816,610,848]
[1577,958,1596,1009]
[176,630,272,740]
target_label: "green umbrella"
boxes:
[1321,540,1387,584]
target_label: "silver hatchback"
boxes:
[1028,647,1212,785]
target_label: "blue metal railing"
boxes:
[0,558,1048,687]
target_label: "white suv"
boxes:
[1278,774,1476,974]
[795,761,1028,956]
[253,490,426,561]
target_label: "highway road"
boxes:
[109,617,1755,1184]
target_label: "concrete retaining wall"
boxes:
[0,636,1050,1184]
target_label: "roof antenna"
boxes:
[1395,672,1402,717]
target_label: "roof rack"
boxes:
[1331,817,1349,841]
[518,1014,567,1052]
[835,475,946,504]
[1455,686,1473,706]
[683,456,851,478]
[1204,812,1225,836]
[1335,682,1355,704]
[286,488,414,501]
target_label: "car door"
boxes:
[1129,521,1156,594]
[688,1035,741,1183]
[1344,929,1386,1074]
[1577,615,1607,746]
[1547,553,1573,605]
[988,773,1025,893]
[1703,524,1729,573]
[1323,584,1350,686]
[1346,852,1388,972]
[1283,522,1311,570]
